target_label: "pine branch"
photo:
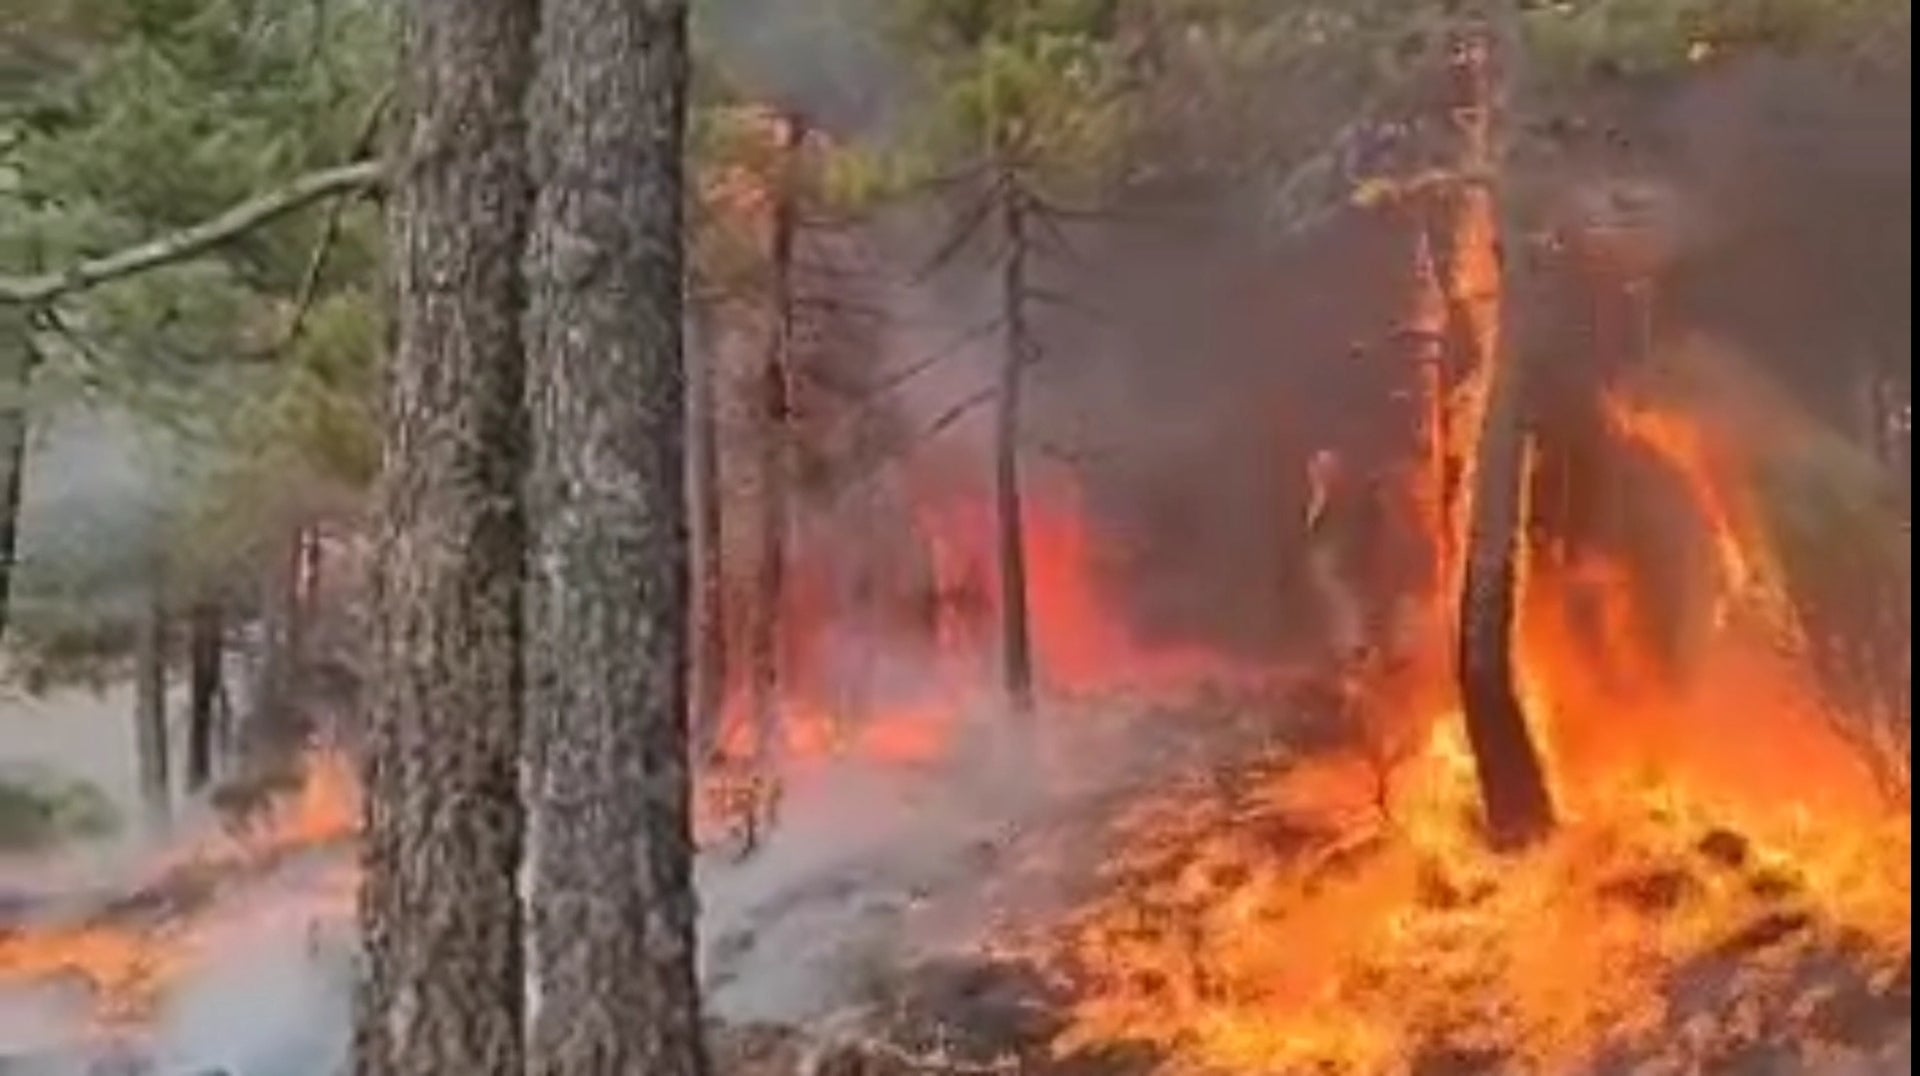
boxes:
[0,160,385,306]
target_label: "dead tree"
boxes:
[995,168,1038,716]
[746,113,808,767]
[1439,13,1555,849]
[133,582,171,829]
[688,304,728,762]
[184,597,223,793]
[0,311,37,644]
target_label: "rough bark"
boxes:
[746,114,807,766]
[352,0,534,1073]
[133,586,171,828]
[688,303,728,761]
[521,2,706,1074]
[995,174,1036,715]
[0,312,37,642]
[185,598,223,794]
[1443,13,1554,849]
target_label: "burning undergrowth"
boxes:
[989,718,1909,1075]
[0,661,1911,1076]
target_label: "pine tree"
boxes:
[353,0,533,1072]
[521,2,706,1073]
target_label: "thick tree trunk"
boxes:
[996,174,1036,715]
[133,586,171,828]
[0,313,38,644]
[746,114,807,766]
[185,598,223,793]
[522,3,706,1074]
[352,0,534,1073]
[688,305,728,760]
[1443,14,1554,849]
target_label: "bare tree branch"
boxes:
[919,384,996,440]
[0,160,385,306]
[912,183,1001,284]
[827,385,1000,508]
[857,317,1003,397]
[1026,205,1094,270]
[267,88,396,353]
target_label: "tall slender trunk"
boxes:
[688,304,728,760]
[134,585,171,828]
[0,312,39,644]
[298,522,324,629]
[1444,12,1554,849]
[522,3,706,1074]
[996,171,1036,715]
[1406,221,1452,619]
[747,114,807,765]
[253,525,305,754]
[353,0,534,1072]
[185,598,223,793]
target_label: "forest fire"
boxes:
[676,321,1908,1073]
[700,471,1276,782]
[4,397,1909,1073]
[0,752,357,1035]
[991,365,1912,1072]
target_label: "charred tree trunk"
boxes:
[688,304,728,760]
[996,172,1037,715]
[1405,222,1453,618]
[522,2,706,1074]
[352,0,534,1072]
[134,585,171,828]
[1443,14,1554,849]
[185,598,223,793]
[746,114,807,765]
[0,314,38,644]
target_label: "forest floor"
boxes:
[0,687,1911,1076]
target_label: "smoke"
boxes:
[2,700,1197,1074]
[693,0,912,138]
[1595,53,1909,434]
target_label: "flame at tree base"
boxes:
[996,344,1911,1075]
[1002,707,1909,1075]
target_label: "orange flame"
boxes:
[0,752,358,1033]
